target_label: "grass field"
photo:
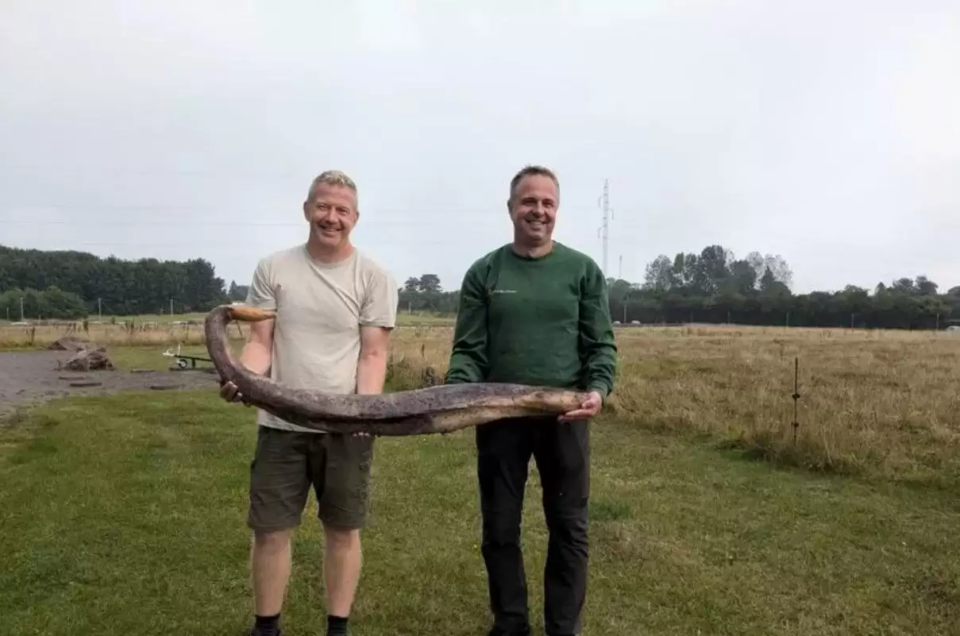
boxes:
[2,322,960,634]
[2,388,960,635]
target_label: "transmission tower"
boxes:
[597,179,613,277]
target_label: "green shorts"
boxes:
[247,425,375,533]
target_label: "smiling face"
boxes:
[508,170,559,250]
[302,180,358,252]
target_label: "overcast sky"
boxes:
[1,0,958,294]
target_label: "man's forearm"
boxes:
[580,263,618,398]
[586,353,617,398]
[356,352,388,394]
[238,341,272,376]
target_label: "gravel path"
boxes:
[0,350,220,421]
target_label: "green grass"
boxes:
[2,392,960,635]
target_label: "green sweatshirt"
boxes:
[445,242,618,397]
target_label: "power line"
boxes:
[0,204,506,214]
[0,220,302,227]
[0,219,484,227]
[1,202,644,228]
[0,209,515,227]
[0,238,491,249]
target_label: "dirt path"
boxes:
[0,350,220,421]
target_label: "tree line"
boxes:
[2,243,957,330]
[610,245,959,330]
[0,245,227,320]
[398,247,959,331]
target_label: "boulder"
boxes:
[64,347,114,372]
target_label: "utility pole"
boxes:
[98,298,102,322]
[170,298,174,315]
[618,255,623,281]
[597,179,613,277]
[20,296,25,322]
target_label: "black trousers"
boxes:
[476,415,590,636]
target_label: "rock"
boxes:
[64,347,114,372]
[48,336,90,352]
[69,381,102,388]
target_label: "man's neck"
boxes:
[511,239,554,259]
[305,237,354,264]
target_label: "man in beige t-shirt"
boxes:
[220,170,397,636]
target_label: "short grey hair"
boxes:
[509,164,560,201]
[306,170,358,203]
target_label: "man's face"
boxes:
[508,174,558,245]
[303,183,358,248]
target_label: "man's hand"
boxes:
[558,390,603,423]
[219,379,250,406]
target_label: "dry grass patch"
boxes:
[5,319,959,482]
[386,324,960,483]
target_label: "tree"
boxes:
[681,253,700,293]
[418,274,442,293]
[916,275,938,296]
[227,281,249,302]
[728,259,758,294]
[694,245,728,295]
[643,255,674,291]
[745,251,792,290]
[759,267,791,298]
[397,274,459,314]
[892,277,915,295]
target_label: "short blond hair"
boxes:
[306,170,358,203]
[509,164,559,201]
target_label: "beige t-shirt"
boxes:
[244,243,398,433]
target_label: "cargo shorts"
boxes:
[247,424,375,533]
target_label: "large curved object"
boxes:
[203,304,587,436]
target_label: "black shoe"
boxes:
[487,628,530,636]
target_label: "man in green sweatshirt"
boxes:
[445,165,618,636]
